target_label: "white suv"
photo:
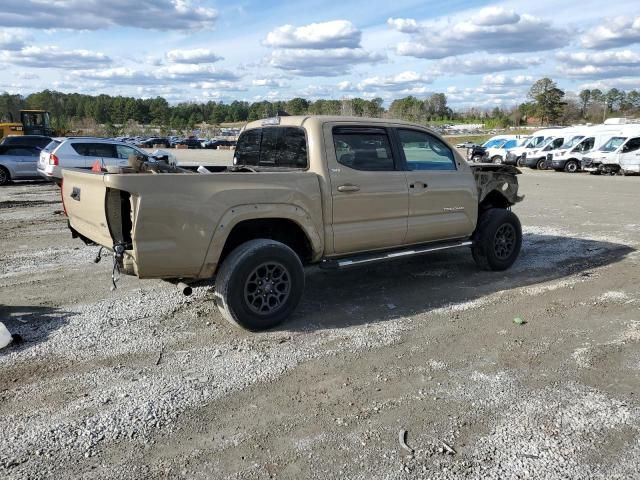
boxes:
[38,138,153,184]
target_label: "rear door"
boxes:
[324,125,409,254]
[5,146,40,177]
[395,128,477,244]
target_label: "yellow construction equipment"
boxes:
[0,110,54,139]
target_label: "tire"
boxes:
[472,209,522,271]
[536,158,547,170]
[471,155,482,163]
[517,157,525,167]
[564,160,579,173]
[0,166,10,186]
[214,239,305,330]
[491,156,503,164]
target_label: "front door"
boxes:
[618,137,640,171]
[325,125,409,255]
[395,128,477,244]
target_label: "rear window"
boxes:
[333,127,395,171]
[234,127,307,168]
[2,136,51,149]
[43,140,61,153]
[71,143,117,158]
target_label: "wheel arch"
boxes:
[199,204,323,277]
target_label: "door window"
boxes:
[397,129,455,171]
[71,143,117,158]
[116,145,143,159]
[622,137,640,153]
[333,127,395,171]
[5,147,39,156]
[575,137,594,152]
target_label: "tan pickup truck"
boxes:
[63,116,523,330]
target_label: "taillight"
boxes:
[49,154,59,166]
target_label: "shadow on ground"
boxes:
[284,233,635,331]
[0,305,72,355]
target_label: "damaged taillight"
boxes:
[49,154,59,166]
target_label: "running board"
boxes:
[320,240,473,270]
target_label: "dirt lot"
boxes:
[1,169,639,479]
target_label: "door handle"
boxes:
[409,181,428,189]
[337,184,360,192]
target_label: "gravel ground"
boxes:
[1,169,639,479]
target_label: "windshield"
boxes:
[482,138,506,148]
[525,135,545,148]
[560,135,585,149]
[599,137,626,152]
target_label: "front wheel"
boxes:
[472,209,522,271]
[564,160,579,173]
[0,167,10,186]
[536,158,547,170]
[214,239,305,330]
[491,156,503,164]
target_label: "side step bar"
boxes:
[320,240,473,270]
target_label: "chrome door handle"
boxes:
[337,184,360,192]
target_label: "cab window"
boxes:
[622,137,640,153]
[235,127,307,168]
[397,129,455,171]
[333,127,395,171]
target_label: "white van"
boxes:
[504,128,563,166]
[521,127,582,170]
[484,135,530,164]
[582,125,640,174]
[548,125,628,172]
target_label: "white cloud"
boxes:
[166,49,222,64]
[0,0,218,31]
[268,48,384,76]
[0,31,25,51]
[557,50,640,79]
[389,9,568,59]
[72,64,239,85]
[2,46,111,68]
[263,20,361,49]
[482,74,534,86]
[578,78,640,91]
[581,16,640,49]
[472,7,520,27]
[252,78,289,88]
[358,71,433,91]
[436,55,543,74]
[190,81,246,91]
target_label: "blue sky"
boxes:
[0,0,639,109]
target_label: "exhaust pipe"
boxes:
[177,282,192,296]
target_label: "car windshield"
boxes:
[599,136,626,152]
[560,135,585,149]
[525,136,545,148]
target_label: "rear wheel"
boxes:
[472,209,522,271]
[214,239,305,330]
[0,166,10,186]
[564,160,579,173]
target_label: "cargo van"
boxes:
[582,125,640,175]
[547,124,629,173]
[504,128,562,166]
[521,127,582,170]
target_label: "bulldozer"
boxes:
[0,109,54,139]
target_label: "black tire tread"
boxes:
[472,209,522,271]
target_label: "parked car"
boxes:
[138,137,171,148]
[485,137,529,164]
[38,137,167,185]
[174,137,202,149]
[202,139,236,149]
[505,128,563,166]
[62,115,523,330]
[1,134,53,150]
[583,131,640,175]
[0,144,43,185]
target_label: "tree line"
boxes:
[1,80,639,136]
